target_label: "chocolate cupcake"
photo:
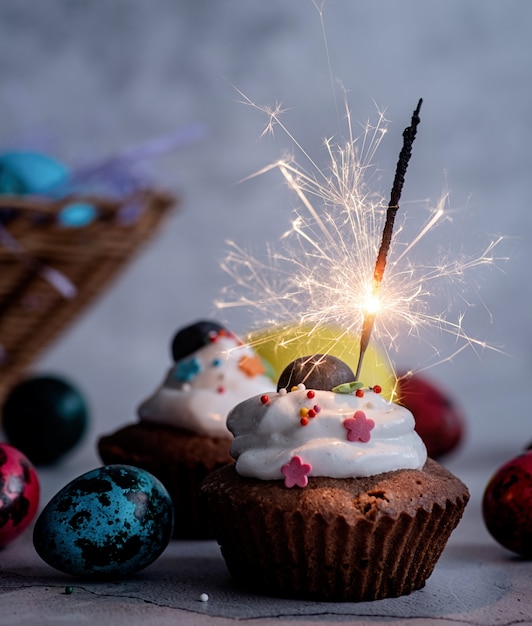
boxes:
[200,355,469,600]
[98,320,275,538]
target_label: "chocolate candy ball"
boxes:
[171,320,227,362]
[397,374,465,458]
[2,375,89,465]
[277,354,355,391]
[482,451,532,557]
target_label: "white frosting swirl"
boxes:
[138,336,275,438]
[228,387,427,479]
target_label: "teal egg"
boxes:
[33,465,174,578]
[2,375,89,465]
[0,151,68,194]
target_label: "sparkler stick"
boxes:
[354,98,423,381]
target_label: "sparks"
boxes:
[216,90,509,378]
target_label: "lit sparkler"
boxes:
[217,92,507,382]
[355,98,422,381]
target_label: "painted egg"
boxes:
[2,375,89,465]
[397,374,465,458]
[33,465,174,578]
[0,443,40,547]
[0,151,68,195]
[482,451,532,557]
[57,202,97,228]
[247,322,396,400]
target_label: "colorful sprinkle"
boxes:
[313,404,321,413]
[307,390,315,399]
[356,389,364,398]
[373,385,382,394]
[281,455,311,488]
[238,354,266,377]
[343,410,375,443]
[260,395,270,405]
[212,358,221,367]
[208,328,238,344]
[217,386,225,394]
[308,408,316,418]
[300,417,309,426]
[299,407,309,418]
[174,357,201,382]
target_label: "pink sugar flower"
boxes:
[281,455,312,488]
[343,410,375,443]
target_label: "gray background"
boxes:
[1,0,531,529]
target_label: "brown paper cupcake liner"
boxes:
[200,459,469,601]
[98,422,233,539]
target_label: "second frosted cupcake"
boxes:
[98,320,275,538]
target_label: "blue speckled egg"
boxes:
[33,465,174,579]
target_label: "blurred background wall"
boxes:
[0,0,530,474]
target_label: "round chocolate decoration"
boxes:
[171,320,227,362]
[277,355,355,391]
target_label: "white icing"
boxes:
[138,336,275,438]
[228,388,427,479]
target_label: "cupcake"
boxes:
[200,354,469,600]
[98,320,275,538]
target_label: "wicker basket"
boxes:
[0,190,175,401]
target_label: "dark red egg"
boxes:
[482,451,532,557]
[397,374,465,458]
[0,443,40,547]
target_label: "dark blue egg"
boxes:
[33,465,174,579]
